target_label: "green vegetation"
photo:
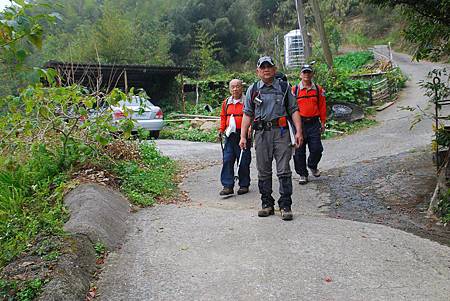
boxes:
[0,8,177,296]
[161,127,217,143]
[5,0,445,96]
[368,0,450,61]
[0,1,178,282]
[322,119,378,139]
[114,143,177,206]
[0,145,68,266]
[94,242,107,259]
[436,189,450,224]
[333,51,374,73]
[0,85,177,298]
[161,51,402,143]
[0,278,43,301]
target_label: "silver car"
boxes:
[111,96,164,138]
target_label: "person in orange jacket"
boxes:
[218,79,251,195]
[292,64,326,184]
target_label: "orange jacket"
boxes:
[292,83,327,124]
[219,97,244,132]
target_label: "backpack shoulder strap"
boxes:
[315,84,320,105]
[250,81,259,102]
[293,84,299,98]
[279,80,292,117]
[222,98,229,114]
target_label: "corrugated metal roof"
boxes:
[44,61,196,76]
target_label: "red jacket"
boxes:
[219,97,244,132]
[292,82,327,124]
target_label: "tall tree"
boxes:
[295,0,311,59]
[165,0,253,65]
[311,0,333,68]
[367,0,450,60]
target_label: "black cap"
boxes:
[257,56,275,68]
[301,64,313,73]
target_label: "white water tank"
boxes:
[284,30,305,69]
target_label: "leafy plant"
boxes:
[160,127,218,143]
[113,143,177,206]
[0,1,57,65]
[94,242,107,259]
[190,27,224,77]
[436,188,450,224]
[322,118,378,139]
[0,278,43,301]
[333,51,374,73]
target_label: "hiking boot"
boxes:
[309,167,321,177]
[280,208,293,221]
[219,187,234,196]
[298,176,308,185]
[258,206,274,217]
[237,187,249,195]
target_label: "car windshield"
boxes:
[120,96,154,107]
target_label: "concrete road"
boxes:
[97,53,450,300]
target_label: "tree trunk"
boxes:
[311,0,333,69]
[294,0,311,59]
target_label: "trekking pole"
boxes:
[220,134,224,154]
[234,149,244,182]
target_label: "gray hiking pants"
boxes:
[254,128,294,209]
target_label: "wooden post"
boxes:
[195,83,199,106]
[311,0,333,69]
[124,69,128,93]
[295,0,311,59]
[181,75,186,113]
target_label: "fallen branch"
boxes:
[326,129,344,134]
[171,114,219,119]
[165,118,220,122]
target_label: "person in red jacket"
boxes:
[218,79,251,195]
[292,64,326,184]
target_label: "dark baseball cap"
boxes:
[257,56,275,68]
[301,64,313,73]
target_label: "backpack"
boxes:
[293,83,321,107]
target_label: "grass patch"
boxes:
[323,118,378,139]
[160,126,217,143]
[113,142,177,206]
[0,145,69,267]
[436,188,450,224]
[333,51,374,73]
[0,141,177,300]
[0,278,43,301]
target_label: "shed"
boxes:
[44,61,196,106]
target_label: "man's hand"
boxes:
[321,123,326,134]
[294,132,303,149]
[218,132,223,140]
[239,137,247,150]
[247,127,252,140]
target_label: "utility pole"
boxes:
[294,0,311,59]
[311,0,333,69]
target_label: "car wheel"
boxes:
[151,130,160,139]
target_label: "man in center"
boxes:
[239,56,303,221]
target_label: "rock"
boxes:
[38,234,96,301]
[38,183,131,301]
[190,118,205,128]
[200,121,219,131]
[63,183,130,249]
